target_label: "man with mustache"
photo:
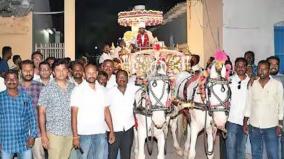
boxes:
[71,63,115,159]
[243,60,284,159]
[37,61,52,86]
[267,56,284,77]
[267,56,284,158]
[19,60,44,159]
[244,51,257,77]
[107,70,139,159]
[70,61,84,86]
[102,59,117,89]
[0,70,38,159]
[226,57,250,159]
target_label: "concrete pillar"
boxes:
[187,0,222,67]
[64,0,75,59]
[187,0,205,66]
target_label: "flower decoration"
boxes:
[214,50,228,63]
[153,43,161,51]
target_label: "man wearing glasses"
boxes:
[226,57,250,159]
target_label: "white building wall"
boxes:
[223,0,284,63]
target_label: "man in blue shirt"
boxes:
[244,51,257,77]
[0,70,38,159]
[0,46,12,76]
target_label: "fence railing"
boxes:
[35,43,65,59]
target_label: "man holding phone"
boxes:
[71,63,115,159]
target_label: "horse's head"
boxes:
[148,75,171,129]
[209,62,226,79]
[134,60,172,129]
[147,60,171,129]
[207,50,231,130]
[209,50,228,79]
[149,59,167,76]
[207,79,230,130]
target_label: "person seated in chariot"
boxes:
[136,22,155,49]
[190,54,204,73]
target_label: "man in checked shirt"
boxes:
[19,60,44,159]
[0,70,38,159]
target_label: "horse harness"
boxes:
[134,74,174,116]
[179,76,231,117]
[206,77,231,116]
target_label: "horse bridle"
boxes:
[180,76,231,115]
[206,77,231,116]
[134,74,173,116]
[147,74,173,114]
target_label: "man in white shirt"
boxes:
[31,51,43,81]
[243,60,284,159]
[97,71,108,87]
[71,64,115,159]
[107,70,139,159]
[99,44,113,64]
[267,56,284,84]
[226,57,250,159]
[70,61,84,86]
[102,59,117,89]
[0,76,6,92]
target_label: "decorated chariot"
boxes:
[115,5,191,79]
[114,5,231,159]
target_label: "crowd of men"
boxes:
[0,46,138,159]
[0,45,284,159]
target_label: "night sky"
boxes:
[49,0,185,57]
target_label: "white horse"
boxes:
[133,60,173,159]
[174,62,231,159]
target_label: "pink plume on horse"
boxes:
[214,50,228,63]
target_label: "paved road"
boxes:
[132,131,221,159]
